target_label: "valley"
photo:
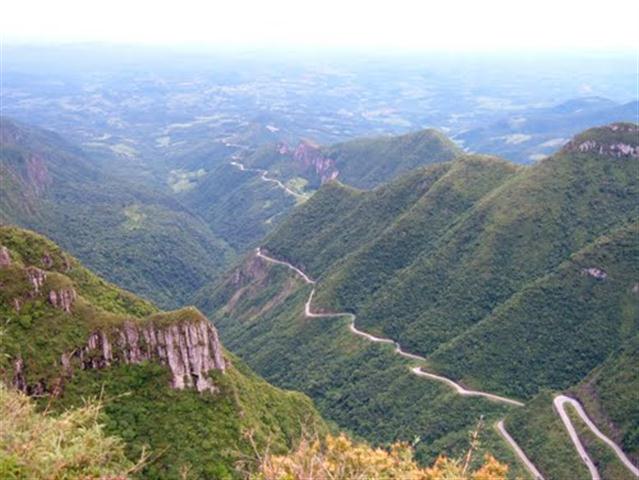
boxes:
[1,45,637,480]
[200,124,638,479]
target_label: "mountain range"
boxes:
[2,113,637,479]
[197,123,638,479]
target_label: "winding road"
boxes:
[254,247,639,480]
[230,159,306,199]
[553,395,639,479]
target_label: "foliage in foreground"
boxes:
[0,226,326,479]
[0,383,141,480]
[249,431,508,480]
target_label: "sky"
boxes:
[2,0,639,51]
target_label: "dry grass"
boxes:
[0,383,146,480]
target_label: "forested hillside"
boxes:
[182,128,461,250]
[242,128,461,190]
[0,117,235,308]
[0,226,325,479]
[198,123,638,479]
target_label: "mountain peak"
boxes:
[561,122,638,158]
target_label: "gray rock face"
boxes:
[583,267,608,280]
[78,318,226,393]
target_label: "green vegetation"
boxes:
[245,128,461,190]
[201,252,528,477]
[0,117,235,309]
[571,335,639,460]
[184,128,459,252]
[566,405,636,480]
[0,226,325,479]
[182,128,461,252]
[198,124,638,479]
[0,383,137,480]
[504,392,588,479]
[182,163,296,250]
[323,129,462,189]
[503,347,639,480]
[261,124,637,398]
[430,224,639,398]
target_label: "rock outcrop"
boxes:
[583,267,608,280]
[77,317,226,393]
[0,246,10,267]
[48,288,77,313]
[563,123,639,158]
[26,266,46,293]
[278,140,340,183]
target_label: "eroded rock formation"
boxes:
[26,266,46,293]
[77,318,226,392]
[277,140,340,183]
[48,288,77,313]
[563,124,639,158]
[583,267,608,280]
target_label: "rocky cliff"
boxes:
[279,140,339,183]
[1,234,226,397]
[562,123,638,158]
[77,314,226,392]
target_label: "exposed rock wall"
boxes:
[278,140,340,183]
[48,288,76,313]
[563,124,639,158]
[26,266,46,293]
[78,319,226,392]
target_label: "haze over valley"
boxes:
[1,1,638,478]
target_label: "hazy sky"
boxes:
[2,0,639,51]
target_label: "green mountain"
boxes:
[0,117,235,308]
[243,128,461,190]
[197,123,638,478]
[0,226,325,479]
[183,128,461,250]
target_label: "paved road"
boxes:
[554,395,639,479]
[230,160,306,199]
[258,248,524,407]
[255,248,639,480]
[496,420,545,479]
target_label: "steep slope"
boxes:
[182,161,297,250]
[197,123,638,479]
[198,249,529,477]
[429,223,638,397]
[504,335,639,479]
[0,117,235,308]
[243,128,461,190]
[264,123,637,388]
[0,227,325,479]
[183,127,461,250]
